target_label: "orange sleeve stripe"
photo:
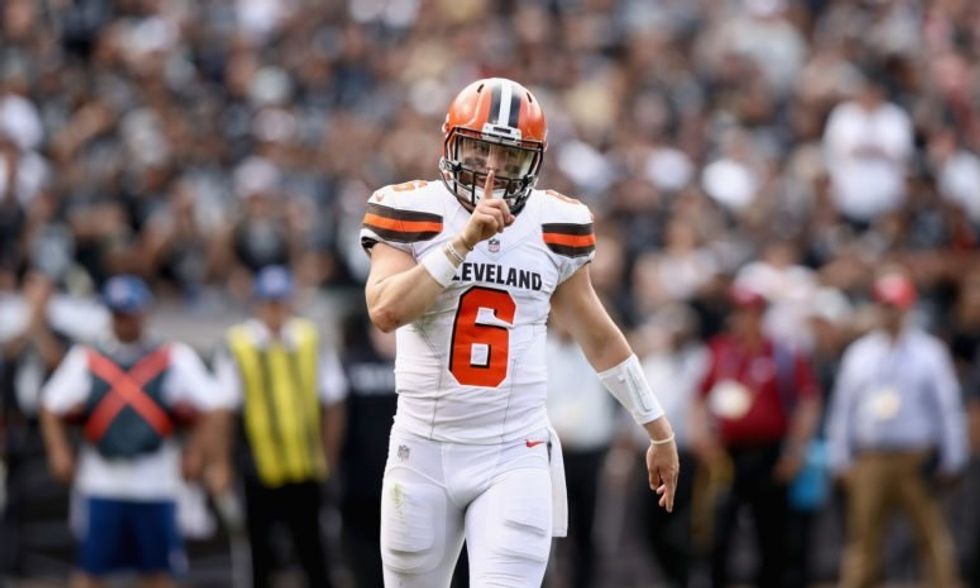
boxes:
[543,232,596,248]
[363,213,443,234]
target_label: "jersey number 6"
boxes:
[449,286,517,387]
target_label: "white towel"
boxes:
[547,426,568,537]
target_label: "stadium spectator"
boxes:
[546,325,618,588]
[827,270,968,588]
[0,272,69,574]
[338,312,398,588]
[212,265,346,588]
[690,285,822,588]
[823,76,914,226]
[637,303,708,587]
[38,275,224,588]
[0,0,979,584]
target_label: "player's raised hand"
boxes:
[647,437,680,512]
[459,190,515,247]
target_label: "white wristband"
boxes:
[598,354,665,426]
[420,247,458,287]
[650,433,675,446]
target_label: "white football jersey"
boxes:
[361,180,595,443]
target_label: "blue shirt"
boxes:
[826,328,967,474]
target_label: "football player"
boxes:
[360,78,679,586]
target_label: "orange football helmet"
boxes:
[439,78,547,214]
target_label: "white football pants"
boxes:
[380,426,554,588]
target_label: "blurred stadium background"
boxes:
[2,0,980,586]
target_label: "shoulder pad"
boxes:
[362,181,444,245]
[539,190,595,258]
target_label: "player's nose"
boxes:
[485,145,504,172]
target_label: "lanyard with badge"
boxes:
[708,344,771,420]
[864,341,906,423]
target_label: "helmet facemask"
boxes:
[440,127,544,216]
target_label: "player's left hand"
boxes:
[646,438,679,512]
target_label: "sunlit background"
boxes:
[2,0,980,586]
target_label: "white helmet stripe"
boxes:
[496,80,514,126]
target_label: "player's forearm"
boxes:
[367,264,451,331]
[32,327,67,372]
[368,236,473,332]
[785,395,821,453]
[575,311,633,372]
[202,410,233,468]
[39,407,72,458]
[643,415,674,442]
[582,315,670,432]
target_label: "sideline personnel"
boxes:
[213,265,346,588]
[40,275,223,588]
[828,271,966,588]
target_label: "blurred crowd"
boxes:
[2,0,980,586]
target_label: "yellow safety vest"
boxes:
[227,319,327,487]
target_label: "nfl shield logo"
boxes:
[397,444,410,461]
[488,238,500,253]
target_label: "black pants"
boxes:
[783,508,813,588]
[561,446,607,588]
[341,495,383,588]
[452,545,469,588]
[244,478,332,588]
[642,449,697,587]
[711,444,787,588]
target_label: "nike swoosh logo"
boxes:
[525,440,546,448]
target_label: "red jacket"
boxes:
[699,335,820,446]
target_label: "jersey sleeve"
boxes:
[41,345,91,414]
[166,342,232,411]
[540,193,597,283]
[359,184,444,256]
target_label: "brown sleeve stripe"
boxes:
[362,203,443,243]
[542,223,596,257]
[542,222,594,236]
[362,219,442,243]
[545,243,596,258]
[366,202,442,224]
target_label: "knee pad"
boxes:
[380,472,449,574]
[493,471,553,565]
[496,504,551,565]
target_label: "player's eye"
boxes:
[462,153,485,167]
[459,138,490,167]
